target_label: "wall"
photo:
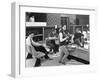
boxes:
[60,14,76,25]
[47,13,61,27]
[47,13,76,27]
[76,15,89,25]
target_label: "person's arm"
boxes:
[48,36,57,40]
[31,38,42,46]
[59,32,68,42]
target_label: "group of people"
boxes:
[26,25,86,67]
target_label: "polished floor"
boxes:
[26,47,89,67]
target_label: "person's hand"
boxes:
[42,44,46,47]
[65,36,69,40]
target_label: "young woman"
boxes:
[59,25,70,65]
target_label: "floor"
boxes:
[26,47,89,67]
[41,53,84,67]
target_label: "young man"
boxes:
[26,33,51,67]
[47,25,59,53]
[73,29,84,47]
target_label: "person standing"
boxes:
[59,25,70,65]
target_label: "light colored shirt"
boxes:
[26,35,45,58]
[59,32,67,42]
[26,36,34,57]
[26,36,32,46]
[83,31,87,39]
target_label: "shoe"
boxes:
[59,61,66,65]
[61,62,66,65]
[59,61,62,63]
[46,57,53,60]
[45,56,53,60]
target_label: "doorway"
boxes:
[61,17,70,31]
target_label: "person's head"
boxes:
[29,33,34,38]
[62,25,66,31]
[76,29,81,33]
[55,25,58,29]
[59,27,62,32]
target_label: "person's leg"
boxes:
[81,37,84,47]
[33,46,46,52]
[34,58,41,67]
[61,46,69,63]
[59,46,65,63]
[51,40,56,53]
[26,53,32,59]
[55,44,59,53]
[38,46,53,59]
[75,39,81,47]
[33,45,52,59]
[53,40,59,53]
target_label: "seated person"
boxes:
[73,29,84,47]
[26,33,51,67]
[82,31,87,43]
[46,27,59,53]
